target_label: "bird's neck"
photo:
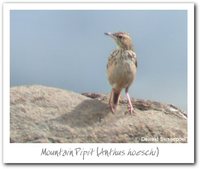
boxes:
[119,45,134,51]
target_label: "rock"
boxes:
[10,85,187,143]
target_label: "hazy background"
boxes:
[10,10,187,111]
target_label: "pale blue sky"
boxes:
[10,10,187,111]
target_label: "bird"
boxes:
[105,32,137,114]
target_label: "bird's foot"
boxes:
[125,92,135,115]
[108,103,116,114]
[110,106,115,114]
[125,105,136,115]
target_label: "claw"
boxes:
[109,103,115,114]
[128,105,135,114]
[111,106,115,114]
[125,105,135,115]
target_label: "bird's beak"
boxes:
[104,32,114,38]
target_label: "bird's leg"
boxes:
[125,88,135,114]
[109,89,115,113]
[126,92,134,114]
[109,89,113,105]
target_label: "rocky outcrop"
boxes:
[10,85,187,143]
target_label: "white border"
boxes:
[3,2,194,163]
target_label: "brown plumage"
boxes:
[105,32,137,114]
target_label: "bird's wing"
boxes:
[127,51,137,68]
[107,49,120,69]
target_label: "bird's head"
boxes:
[105,32,133,50]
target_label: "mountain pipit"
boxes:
[105,32,137,114]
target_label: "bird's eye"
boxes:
[118,35,123,39]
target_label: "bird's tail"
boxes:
[112,90,120,110]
